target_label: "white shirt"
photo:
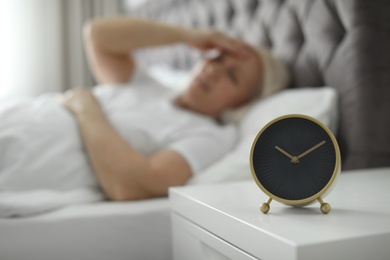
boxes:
[93,67,238,174]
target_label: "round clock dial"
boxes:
[250,114,341,213]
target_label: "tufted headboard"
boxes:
[124,0,390,171]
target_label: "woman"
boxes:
[0,17,289,201]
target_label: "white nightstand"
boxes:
[169,167,390,260]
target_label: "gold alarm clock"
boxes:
[250,114,341,214]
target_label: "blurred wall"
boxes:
[0,0,121,98]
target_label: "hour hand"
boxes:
[275,146,294,159]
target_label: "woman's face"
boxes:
[181,49,262,118]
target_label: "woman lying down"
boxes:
[0,17,289,201]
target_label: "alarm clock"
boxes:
[250,114,341,214]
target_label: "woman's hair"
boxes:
[255,46,290,98]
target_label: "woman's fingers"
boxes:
[212,33,251,58]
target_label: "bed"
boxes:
[1,0,389,259]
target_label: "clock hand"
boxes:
[275,146,294,159]
[275,146,300,163]
[297,140,326,159]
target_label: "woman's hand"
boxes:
[184,29,252,58]
[60,89,103,120]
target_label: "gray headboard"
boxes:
[124,0,390,171]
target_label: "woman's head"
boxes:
[178,44,290,119]
[178,46,262,117]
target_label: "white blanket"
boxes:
[0,95,103,217]
[0,188,104,218]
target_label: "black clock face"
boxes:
[251,116,337,201]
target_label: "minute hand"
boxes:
[297,141,326,159]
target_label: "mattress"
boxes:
[0,198,172,260]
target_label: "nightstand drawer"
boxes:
[172,213,258,260]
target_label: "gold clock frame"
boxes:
[250,114,341,214]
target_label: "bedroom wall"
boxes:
[0,0,63,98]
[0,0,121,98]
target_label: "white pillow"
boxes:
[188,86,339,185]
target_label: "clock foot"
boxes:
[318,197,331,214]
[260,198,272,214]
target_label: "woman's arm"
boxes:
[83,17,188,84]
[61,89,192,200]
[83,17,251,84]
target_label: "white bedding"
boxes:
[0,95,104,217]
[0,95,98,191]
[0,198,172,260]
